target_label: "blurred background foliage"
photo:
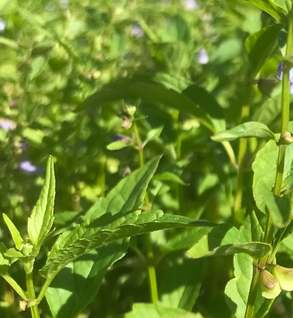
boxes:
[0,0,288,317]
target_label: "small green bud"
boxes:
[273,265,293,291]
[260,270,281,299]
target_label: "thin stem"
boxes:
[26,272,39,318]
[133,120,159,304]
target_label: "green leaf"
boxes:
[28,156,55,249]
[252,139,293,226]
[186,223,271,259]
[245,23,283,79]
[225,253,272,318]
[106,140,130,150]
[245,0,287,24]
[159,259,206,311]
[76,77,221,132]
[3,213,24,250]
[123,303,203,318]
[46,240,129,318]
[143,126,164,146]
[40,211,208,280]
[155,172,187,186]
[212,122,276,142]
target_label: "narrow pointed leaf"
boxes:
[3,213,24,250]
[28,156,55,248]
[212,122,276,142]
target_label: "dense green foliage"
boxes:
[1,0,293,317]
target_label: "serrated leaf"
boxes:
[143,126,164,146]
[123,303,203,318]
[106,140,130,150]
[245,23,283,79]
[28,156,55,249]
[3,213,24,249]
[159,259,206,311]
[186,223,271,259]
[225,253,273,318]
[40,211,209,279]
[46,240,129,318]
[76,77,221,132]
[212,122,276,142]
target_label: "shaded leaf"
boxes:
[76,77,222,132]
[245,23,283,79]
[46,240,129,318]
[159,259,206,311]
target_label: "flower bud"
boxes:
[273,265,293,291]
[260,270,281,299]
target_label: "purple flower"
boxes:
[0,119,16,131]
[0,19,6,32]
[198,49,209,65]
[20,161,39,174]
[277,62,293,94]
[113,134,130,143]
[183,0,198,10]
[131,24,144,38]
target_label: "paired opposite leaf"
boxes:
[212,122,276,142]
[3,213,24,250]
[28,156,55,249]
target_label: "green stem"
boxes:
[133,120,159,304]
[26,272,39,318]
[246,6,293,317]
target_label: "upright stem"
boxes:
[245,5,293,318]
[26,271,40,318]
[133,121,159,304]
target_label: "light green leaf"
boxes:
[143,126,164,146]
[225,253,273,318]
[245,0,287,24]
[155,172,187,186]
[28,156,55,249]
[123,303,203,318]
[186,223,271,259]
[252,138,293,226]
[107,140,130,150]
[22,128,45,146]
[46,240,129,318]
[212,122,276,142]
[159,259,206,311]
[3,213,24,250]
